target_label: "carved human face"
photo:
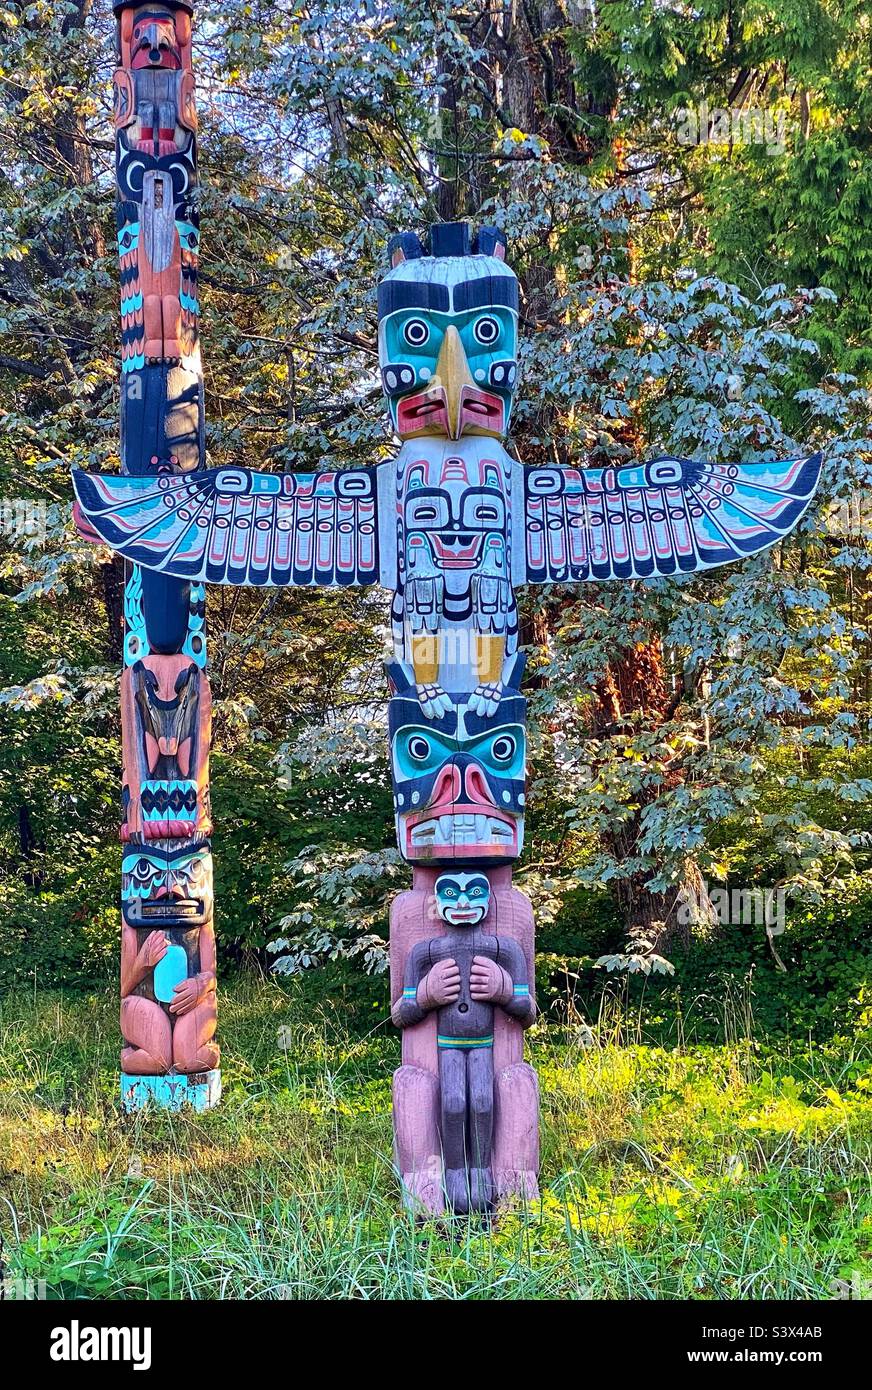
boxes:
[130,7,183,70]
[435,872,491,926]
[378,255,519,440]
[122,842,212,927]
[399,448,511,600]
[388,687,527,864]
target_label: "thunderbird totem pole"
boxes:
[74,4,822,1203]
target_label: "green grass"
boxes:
[1,978,871,1299]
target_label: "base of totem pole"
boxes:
[120,1069,222,1114]
[391,867,540,1218]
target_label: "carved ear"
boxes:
[387,232,425,268]
[475,226,507,261]
[176,13,192,46]
[119,10,133,44]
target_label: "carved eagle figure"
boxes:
[73,222,822,718]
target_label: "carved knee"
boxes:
[469,1072,493,1117]
[441,1078,467,1120]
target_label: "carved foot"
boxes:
[493,1061,540,1200]
[468,1166,495,1213]
[469,682,503,718]
[400,1161,444,1219]
[444,1167,470,1215]
[393,1064,445,1217]
[416,683,452,719]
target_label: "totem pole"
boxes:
[79,0,219,1111]
[74,213,821,1197]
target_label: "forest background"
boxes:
[2,0,872,1046]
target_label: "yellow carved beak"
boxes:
[431,325,474,440]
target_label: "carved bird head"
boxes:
[378,223,520,442]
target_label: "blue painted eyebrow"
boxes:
[453,277,519,312]
[378,282,450,317]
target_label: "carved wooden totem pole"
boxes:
[74,0,219,1111]
[75,90,821,1187]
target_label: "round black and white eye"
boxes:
[492,735,516,763]
[473,315,500,346]
[130,857,158,885]
[409,736,431,761]
[403,318,430,348]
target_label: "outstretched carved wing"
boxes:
[520,454,822,583]
[72,466,384,587]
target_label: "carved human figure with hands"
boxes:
[392,872,535,1213]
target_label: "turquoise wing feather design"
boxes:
[72,466,381,587]
[521,454,823,582]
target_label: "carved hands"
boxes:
[138,929,168,971]
[469,681,503,718]
[416,682,452,720]
[469,954,513,1006]
[418,958,461,1009]
[169,971,214,1017]
[417,955,513,1010]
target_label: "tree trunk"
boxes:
[475,4,704,953]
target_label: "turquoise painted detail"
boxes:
[513,985,529,994]
[124,563,149,666]
[437,1035,494,1049]
[122,844,210,901]
[180,291,200,314]
[117,222,141,254]
[121,292,143,316]
[120,1070,221,1114]
[393,723,525,782]
[175,220,199,253]
[182,582,207,668]
[382,305,516,383]
[153,944,189,1003]
[121,352,146,374]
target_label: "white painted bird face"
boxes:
[378,225,519,441]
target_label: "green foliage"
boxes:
[0,1,869,1017]
[597,0,872,375]
[1,981,871,1299]
[556,878,872,1046]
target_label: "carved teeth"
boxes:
[409,814,515,846]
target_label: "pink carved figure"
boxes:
[391,866,539,1216]
[120,840,218,1076]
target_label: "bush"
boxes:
[534,876,872,1045]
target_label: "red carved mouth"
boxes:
[396,386,506,439]
[401,804,519,859]
[458,388,505,435]
[430,534,484,568]
[397,392,449,436]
